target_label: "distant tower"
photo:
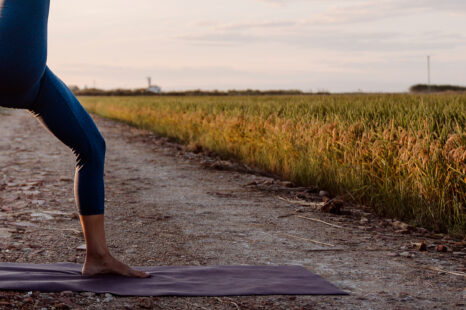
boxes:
[146,76,162,94]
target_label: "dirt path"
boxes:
[0,109,464,310]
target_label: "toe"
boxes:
[134,270,151,278]
[129,268,150,278]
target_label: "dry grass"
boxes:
[80,94,466,235]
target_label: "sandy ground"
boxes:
[0,108,464,310]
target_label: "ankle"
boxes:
[85,248,111,261]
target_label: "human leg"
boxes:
[80,215,149,277]
[29,68,149,278]
[29,68,106,216]
[0,0,49,109]
[1,0,148,278]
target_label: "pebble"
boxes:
[436,244,448,252]
[13,221,38,228]
[103,293,114,302]
[281,181,294,187]
[76,244,86,250]
[32,212,55,220]
[399,252,414,258]
[392,220,409,231]
[319,190,329,197]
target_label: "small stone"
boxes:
[281,181,294,187]
[103,293,114,302]
[392,220,409,231]
[262,178,274,185]
[452,252,465,257]
[387,252,399,257]
[60,291,73,297]
[13,221,38,228]
[23,297,33,303]
[319,190,329,197]
[320,198,344,214]
[76,244,86,251]
[81,292,95,297]
[398,292,410,298]
[415,240,427,251]
[436,244,447,252]
[137,297,152,309]
[125,248,136,254]
[30,212,54,220]
[31,200,46,206]
[360,217,369,224]
[399,252,414,258]
[417,227,428,235]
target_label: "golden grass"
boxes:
[80,94,466,235]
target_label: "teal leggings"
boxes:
[0,0,105,215]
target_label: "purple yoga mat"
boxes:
[0,263,347,296]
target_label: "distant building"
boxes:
[146,77,162,93]
[147,85,162,93]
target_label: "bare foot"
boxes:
[82,253,150,278]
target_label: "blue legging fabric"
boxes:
[0,0,105,215]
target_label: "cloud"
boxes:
[252,0,466,25]
[257,0,466,12]
[179,0,466,54]
[180,28,465,53]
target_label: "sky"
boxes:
[47,0,466,92]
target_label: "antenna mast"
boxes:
[427,56,431,86]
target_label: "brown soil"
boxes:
[0,109,464,309]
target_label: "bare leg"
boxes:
[80,214,150,278]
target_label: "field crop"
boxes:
[80,94,466,235]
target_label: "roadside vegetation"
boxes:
[80,94,466,236]
[410,84,466,93]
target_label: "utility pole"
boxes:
[427,55,431,87]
